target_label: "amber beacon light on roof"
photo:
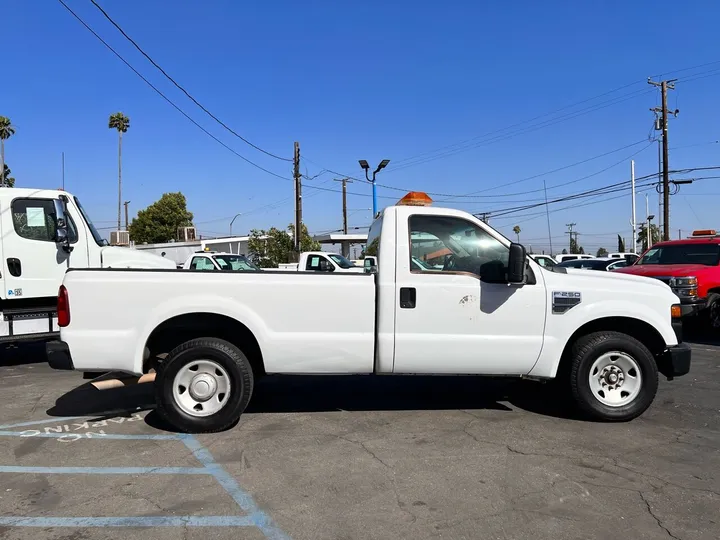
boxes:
[397,192,433,206]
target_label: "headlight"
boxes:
[670,276,698,287]
[674,288,698,298]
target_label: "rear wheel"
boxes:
[568,331,658,421]
[155,338,253,433]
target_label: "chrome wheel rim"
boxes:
[588,351,642,407]
[172,360,231,417]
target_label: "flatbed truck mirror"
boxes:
[507,242,526,283]
[53,198,73,252]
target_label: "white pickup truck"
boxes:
[181,251,261,272]
[276,251,364,273]
[47,191,691,433]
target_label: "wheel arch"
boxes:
[144,312,265,377]
[557,316,667,376]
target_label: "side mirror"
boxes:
[507,242,526,283]
[53,198,72,251]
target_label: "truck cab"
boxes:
[182,251,261,272]
[615,229,720,327]
[0,188,175,344]
[280,251,364,273]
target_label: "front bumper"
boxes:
[46,340,74,371]
[678,298,707,317]
[657,342,691,380]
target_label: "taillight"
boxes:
[57,285,70,327]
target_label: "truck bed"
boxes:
[60,269,376,376]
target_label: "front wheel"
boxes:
[155,338,254,433]
[568,331,658,422]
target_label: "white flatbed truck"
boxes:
[47,191,691,432]
[0,188,175,347]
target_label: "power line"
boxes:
[57,0,293,183]
[88,0,291,162]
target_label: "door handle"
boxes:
[400,287,416,309]
[7,258,21,277]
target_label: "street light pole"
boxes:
[358,159,390,217]
[230,213,242,237]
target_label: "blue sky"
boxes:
[2,0,719,253]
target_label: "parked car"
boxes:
[608,252,639,264]
[558,258,629,271]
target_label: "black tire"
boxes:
[568,331,658,422]
[154,338,253,433]
[704,293,720,332]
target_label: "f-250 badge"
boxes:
[552,291,581,314]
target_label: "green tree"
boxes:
[637,224,661,252]
[617,235,625,253]
[596,247,608,257]
[109,112,130,230]
[248,223,320,267]
[512,225,521,243]
[561,248,568,254]
[579,246,585,254]
[0,116,16,187]
[1,163,15,187]
[128,192,193,244]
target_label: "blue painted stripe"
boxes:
[0,515,257,527]
[0,466,209,475]
[0,430,179,441]
[181,435,292,540]
[0,417,86,429]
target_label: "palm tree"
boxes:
[2,164,15,188]
[512,225,521,243]
[108,113,130,231]
[0,116,16,187]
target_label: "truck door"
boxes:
[1,196,90,301]
[392,213,546,375]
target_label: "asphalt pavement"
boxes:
[0,339,717,540]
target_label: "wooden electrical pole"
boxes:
[333,178,353,234]
[293,142,302,253]
[123,200,130,230]
[649,78,678,241]
[565,222,576,252]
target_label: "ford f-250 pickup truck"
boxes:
[46,191,691,433]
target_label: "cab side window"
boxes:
[190,257,216,270]
[306,255,331,271]
[11,198,78,243]
[408,215,509,280]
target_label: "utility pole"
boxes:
[293,142,302,253]
[123,201,130,230]
[678,229,682,240]
[649,78,678,241]
[333,178,353,234]
[565,222,576,252]
[478,212,491,224]
[334,178,353,257]
[630,160,637,253]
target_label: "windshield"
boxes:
[328,253,357,269]
[213,254,261,271]
[637,243,720,266]
[74,196,107,246]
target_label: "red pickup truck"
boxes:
[615,229,720,329]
